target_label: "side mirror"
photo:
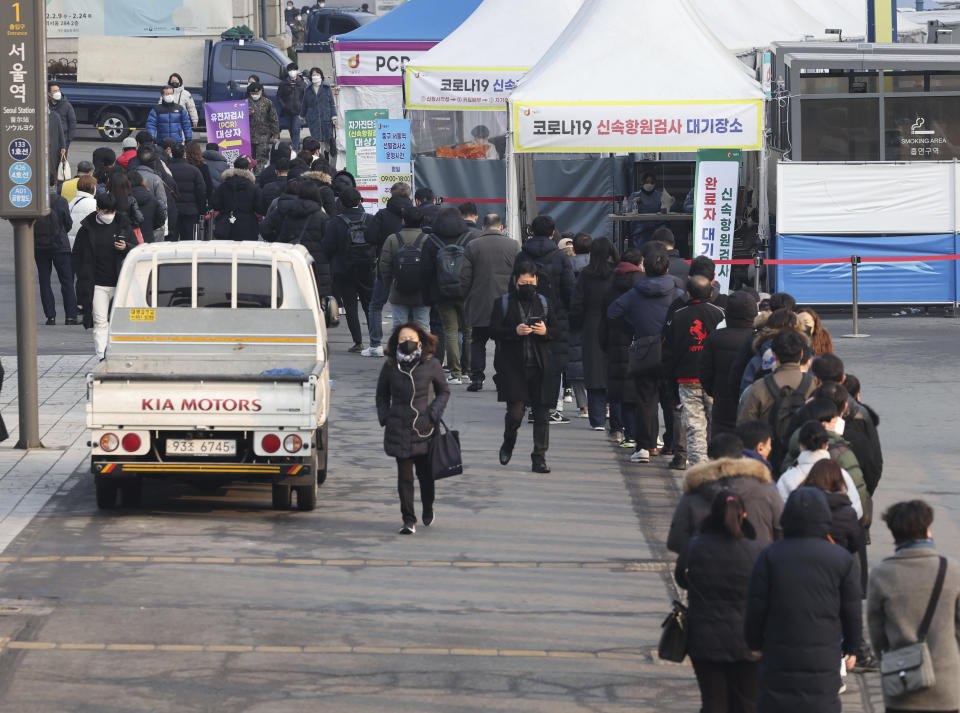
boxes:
[322,296,339,328]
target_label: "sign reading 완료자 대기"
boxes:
[203,101,251,167]
[692,149,741,294]
[375,119,411,209]
[0,0,48,219]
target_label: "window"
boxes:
[887,72,925,93]
[235,50,283,80]
[799,98,880,161]
[146,263,281,308]
[799,72,878,95]
[328,16,359,36]
[217,48,233,71]
[930,73,960,92]
[885,95,960,161]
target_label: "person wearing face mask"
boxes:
[489,262,563,474]
[146,85,192,144]
[161,73,199,129]
[376,323,450,535]
[71,193,137,359]
[301,67,337,162]
[47,83,76,152]
[247,82,280,175]
[469,125,498,159]
[277,63,305,150]
[290,13,306,49]
[284,0,298,25]
[627,172,672,249]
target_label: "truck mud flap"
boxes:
[94,462,312,484]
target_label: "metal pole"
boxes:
[753,254,762,293]
[842,255,869,339]
[12,219,41,448]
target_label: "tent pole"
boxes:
[758,108,770,292]
[521,153,538,233]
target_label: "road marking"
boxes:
[0,641,650,661]
[0,555,670,572]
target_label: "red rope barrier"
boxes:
[706,255,960,266]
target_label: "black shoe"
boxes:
[466,379,483,392]
[44,317,56,326]
[347,343,364,353]
[548,411,570,424]
[531,456,551,474]
[499,441,513,466]
[64,317,79,325]
[422,511,434,527]
[669,453,687,470]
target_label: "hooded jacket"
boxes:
[606,273,685,341]
[280,197,331,296]
[211,168,263,241]
[202,149,230,192]
[299,171,336,218]
[419,211,473,304]
[258,190,299,242]
[700,296,757,434]
[667,457,783,556]
[461,229,520,329]
[600,262,643,403]
[375,354,450,459]
[516,235,575,370]
[72,212,137,323]
[745,487,862,713]
[367,195,412,257]
[168,156,206,216]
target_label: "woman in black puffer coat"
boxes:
[211,158,263,241]
[375,322,450,535]
[599,250,643,446]
[676,491,764,713]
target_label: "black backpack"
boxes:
[764,372,814,468]
[341,213,374,267]
[33,199,62,251]
[392,232,426,294]
[430,232,471,300]
[524,251,559,311]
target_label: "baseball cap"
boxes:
[121,136,137,150]
[557,237,573,251]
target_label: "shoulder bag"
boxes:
[880,556,947,697]
[628,334,662,376]
[657,599,688,663]
[428,418,462,481]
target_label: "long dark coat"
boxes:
[71,212,137,323]
[278,197,332,297]
[461,230,520,329]
[744,487,862,713]
[599,264,642,403]
[376,355,450,459]
[515,236,575,371]
[489,291,565,406]
[571,268,614,390]
[211,168,263,241]
[700,321,755,434]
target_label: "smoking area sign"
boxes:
[0,0,48,218]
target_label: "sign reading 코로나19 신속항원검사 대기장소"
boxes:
[693,149,741,294]
[375,119,411,209]
[512,101,762,152]
[203,101,251,167]
[45,0,233,37]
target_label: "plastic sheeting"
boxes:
[776,162,956,235]
[775,233,958,303]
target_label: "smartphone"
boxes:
[525,318,543,327]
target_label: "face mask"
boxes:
[398,340,420,355]
[162,94,174,103]
[311,75,322,84]
[288,70,299,79]
[397,343,422,363]
[517,284,537,301]
[642,183,655,192]
[170,82,180,88]
[98,212,116,225]
[250,93,262,101]
[51,91,62,101]
[290,151,298,161]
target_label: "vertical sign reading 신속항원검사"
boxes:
[375,118,411,209]
[203,100,251,166]
[0,0,48,219]
[692,149,741,294]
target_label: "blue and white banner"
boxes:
[375,119,412,209]
[46,0,233,38]
[776,234,958,304]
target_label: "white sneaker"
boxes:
[446,375,462,385]
[361,345,384,357]
[399,523,415,535]
[629,449,651,463]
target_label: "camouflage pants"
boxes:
[251,142,271,175]
[679,382,713,466]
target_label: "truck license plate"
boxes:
[166,439,237,456]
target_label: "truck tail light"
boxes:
[99,433,119,452]
[121,433,142,452]
[261,434,281,453]
[283,434,303,453]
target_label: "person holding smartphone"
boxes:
[489,261,564,473]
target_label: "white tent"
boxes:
[404,0,582,111]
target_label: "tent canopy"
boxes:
[690,0,838,53]
[404,0,582,110]
[510,0,764,152]
[334,0,482,42]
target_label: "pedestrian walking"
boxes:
[247,82,280,174]
[47,82,76,152]
[127,171,164,244]
[701,291,759,436]
[301,67,337,161]
[379,206,430,330]
[375,322,449,535]
[745,487,862,713]
[676,491,765,713]
[168,142,206,241]
[211,157,263,241]
[67,175,98,248]
[868,500,960,713]
[490,261,563,474]
[277,63,305,150]
[146,85,192,144]
[34,188,78,326]
[460,213,519,392]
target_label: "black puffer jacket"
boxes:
[259,191,299,242]
[822,490,865,555]
[375,355,450,459]
[676,524,765,663]
[278,197,332,297]
[367,195,411,256]
[599,263,642,403]
[168,157,206,216]
[515,236,575,370]
[700,321,755,435]
[420,210,472,304]
[745,487,862,713]
[131,184,165,237]
[211,168,263,241]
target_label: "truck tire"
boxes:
[98,111,130,141]
[271,483,292,510]
[295,481,317,511]
[120,480,142,508]
[95,481,118,509]
[315,427,328,485]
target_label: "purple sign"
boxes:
[203,101,252,166]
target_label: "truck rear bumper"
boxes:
[93,461,314,486]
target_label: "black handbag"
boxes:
[428,418,463,480]
[658,600,688,663]
[628,334,662,376]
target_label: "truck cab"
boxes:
[208,37,291,106]
[87,242,332,511]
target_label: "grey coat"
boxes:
[869,547,960,712]
[461,229,520,328]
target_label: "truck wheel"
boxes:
[120,480,142,509]
[98,112,130,141]
[295,481,317,511]
[95,481,118,509]
[315,428,328,485]
[271,484,292,510]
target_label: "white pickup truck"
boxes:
[86,241,335,512]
